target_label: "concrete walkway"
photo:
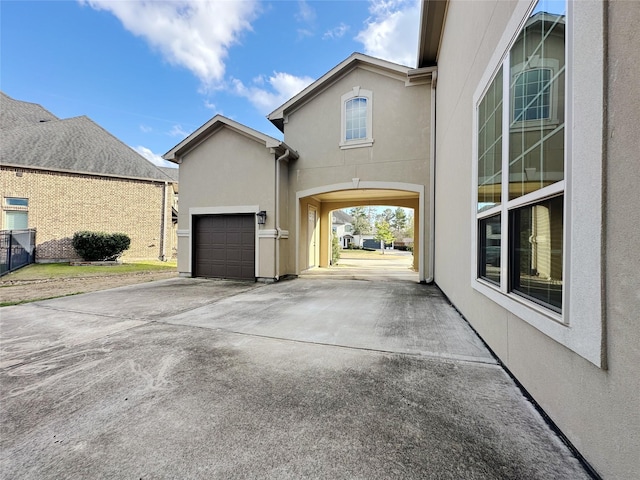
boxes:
[0,273,593,479]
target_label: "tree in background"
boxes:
[374,220,395,254]
[391,207,408,239]
[376,208,395,224]
[349,206,372,235]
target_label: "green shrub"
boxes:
[72,231,131,261]
[331,232,341,265]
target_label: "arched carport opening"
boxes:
[296,181,428,282]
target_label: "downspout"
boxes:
[274,148,291,280]
[426,70,437,283]
[160,181,168,261]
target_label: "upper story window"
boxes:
[340,87,373,149]
[345,97,367,140]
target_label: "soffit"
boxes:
[416,0,449,68]
[311,189,418,203]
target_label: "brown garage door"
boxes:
[193,214,255,280]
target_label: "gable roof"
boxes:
[0,92,174,183]
[332,210,354,225]
[163,114,298,163]
[267,53,414,133]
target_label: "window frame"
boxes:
[3,197,29,230]
[471,0,605,367]
[340,87,373,149]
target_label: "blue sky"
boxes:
[2,0,421,168]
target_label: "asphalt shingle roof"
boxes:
[0,92,58,130]
[332,210,354,224]
[1,92,175,183]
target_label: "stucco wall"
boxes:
[284,66,431,276]
[176,127,276,276]
[1,166,172,261]
[285,67,430,192]
[433,1,640,478]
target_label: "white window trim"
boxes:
[471,0,605,367]
[339,87,374,149]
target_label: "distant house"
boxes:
[331,210,354,248]
[0,92,178,262]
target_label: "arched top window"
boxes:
[340,87,373,149]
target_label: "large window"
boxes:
[475,0,566,314]
[473,0,604,366]
[340,87,373,149]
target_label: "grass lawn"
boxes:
[2,260,177,281]
[339,249,411,260]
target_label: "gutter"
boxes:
[159,181,168,261]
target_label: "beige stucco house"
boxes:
[165,54,433,282]
[1,92,178,262]
[166,1,639,478]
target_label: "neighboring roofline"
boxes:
[0,91,59,121]
[416,0,449,68]
[0,162,175,184]
[163,114,298,162]
[267,53,413,133]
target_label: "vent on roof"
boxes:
[39,119,50,122]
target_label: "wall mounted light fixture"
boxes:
[256,211,267,225]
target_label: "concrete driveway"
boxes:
[0,274,592,479]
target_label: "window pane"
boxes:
[479,215,501,285]
[5,197,28,207]
[477,67,503,212]
[509,0,565,200]
[345,97,367,141]
[510,195,563,312]
[5,211,28,230]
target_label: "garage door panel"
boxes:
[226,249,242,262]
[226,232,242,244]
[193,214,255,280]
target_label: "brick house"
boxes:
[0,92,178,262]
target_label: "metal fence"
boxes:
[0,229,36,276]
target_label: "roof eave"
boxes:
[267,53,412,130]
[416,0,449,68]
[163,115,286,162]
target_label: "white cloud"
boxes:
[323,23,350,40]
[355,0,420,67]
[139,124,152,133]
[80,0,259,89]
[133,145,175,168]
[296,1,316,24]
[168,124,191,138]
[233,72,315,114]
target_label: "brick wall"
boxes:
[1,167,175,261]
